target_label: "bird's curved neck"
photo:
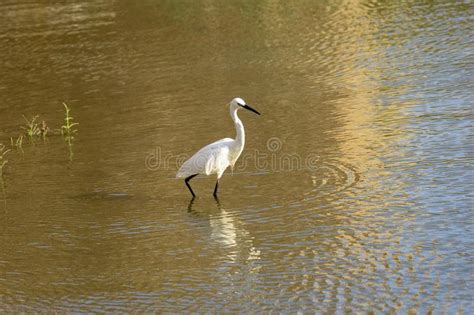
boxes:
[231,108,245,146]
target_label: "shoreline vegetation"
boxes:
[0,103,78,201]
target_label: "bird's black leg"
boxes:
[213,179,219,198]
[185,174,198,197]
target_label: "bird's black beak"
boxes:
[242,104,261,115]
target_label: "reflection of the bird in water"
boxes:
[187,197,261,264]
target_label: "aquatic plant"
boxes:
[0,144,9,174]
[10,135,24,151]
[21,115,49,142]
[61,103,78,139]
[40,120,49,138]
[60,103,78,161]
[21,115,41,139]
[0,143,10,199]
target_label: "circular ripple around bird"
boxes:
[302,160,361,200]
[228,158,362,214]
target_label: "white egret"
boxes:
[176,97,260,197]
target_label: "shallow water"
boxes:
[0,1,472,312]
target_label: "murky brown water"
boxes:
[0,1,473,312]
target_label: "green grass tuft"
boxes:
[61,103,78,139]
[22,115,40,139]
[21,115,49,141]
[10,135,24,152]
[0,143,9,174]
[0,143,10,199]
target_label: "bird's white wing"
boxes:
[176,138,233,178]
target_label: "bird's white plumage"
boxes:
[176,138,233,179]
[176,97,256,182]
